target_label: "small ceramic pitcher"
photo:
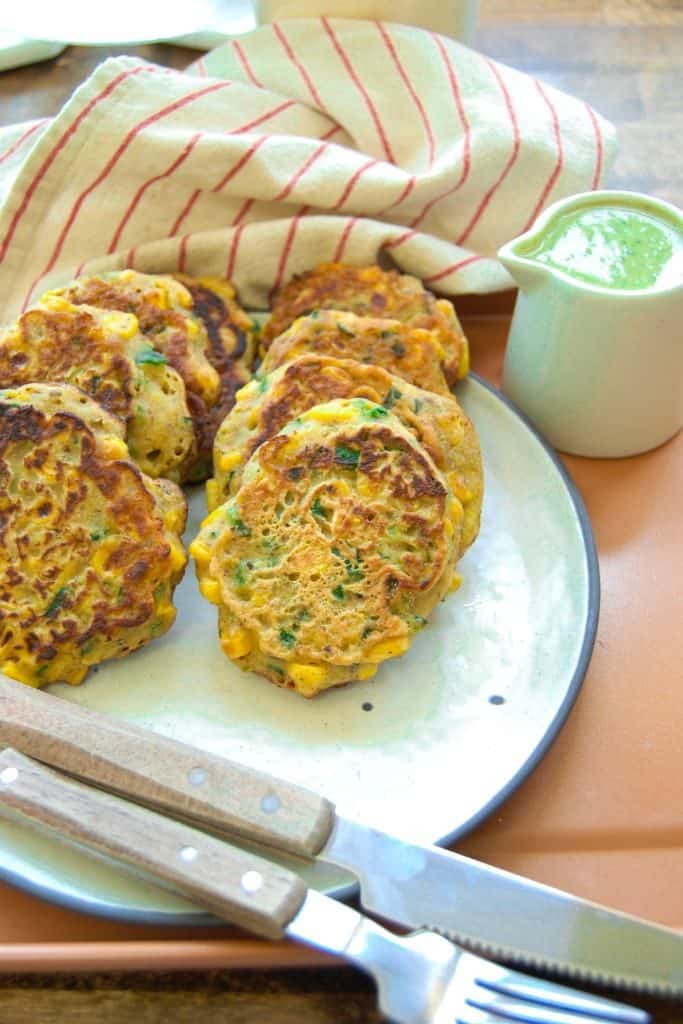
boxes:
[499,190,683,457]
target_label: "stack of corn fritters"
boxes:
[193,263,483,698]
[0,270,256,687]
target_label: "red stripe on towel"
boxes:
[231,198,254,227]
[38,81,231,283]
[409,34,472,230]
[232,41,264,88]
[272,206,311,295]
[194,58,208,78]
[333,158,378,211]
[333,216,358,262]
[375,22,435,167]
[177,233,190,272]
[0,65,150,264]
[273,21,328,113]
[424,254,481,285]
[171,102,308,234]
[321,17,395,164]
[522,80,564,230]
[225,223,244,281]
[170,188,201,236]
[455,60,520,247]
[376,175,416,217]
[227,99,297,136]
[108,132,203,253]
[585,102,604,189]
[384,229,416,250]
[0,120,47,166]
[274,139,334,203]
[212,135,269,194]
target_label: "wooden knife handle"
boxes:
[0,747,307,939]
[0,677,334,858]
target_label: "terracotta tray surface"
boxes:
[1,310,680,971]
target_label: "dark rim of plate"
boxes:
[0,372,600,927]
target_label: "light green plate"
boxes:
[0,375,598,923]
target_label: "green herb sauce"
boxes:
[522,204,681,291]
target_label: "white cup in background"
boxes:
[255,0,479,44]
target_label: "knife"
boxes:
[0,746,654,1024]
[1,676,681,995]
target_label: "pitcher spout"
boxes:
[498,237,547,291]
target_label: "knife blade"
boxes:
[1,676,681,995]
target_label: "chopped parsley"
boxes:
[335,444,360,469]
[311,497,329,519]
[366,405,388,419]
[135,346,167,365]
[227,507,251,536]
[44,586,70,619]
[332,584,345,601]
[279,628,296,648]
[235,561,249,586]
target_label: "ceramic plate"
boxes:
[0,375,599,923]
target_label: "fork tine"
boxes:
[452,953,650,1024]
[461,997,644,1024]
[473,974,649,1024]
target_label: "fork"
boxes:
[0,747,649,1024]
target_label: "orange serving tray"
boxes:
[0,313,681,971]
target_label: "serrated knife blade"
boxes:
[320,817,683,996]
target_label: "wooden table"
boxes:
[0,2,681,1020]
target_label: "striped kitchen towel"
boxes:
[0,18,615,321]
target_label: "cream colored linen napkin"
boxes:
[0,18,615,321]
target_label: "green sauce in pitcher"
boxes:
[520,204,681,291]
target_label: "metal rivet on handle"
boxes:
[241,870,263,894]
[0,766,18,785]
[188,767,208,786]
[260,792,281,814]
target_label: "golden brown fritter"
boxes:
[0,383,187,688]
[259,310,452,396]
[0,297,196,482]
[261,262,469,384]
[44,271,220,457]
[173,274,256,482]
[192,398,463,697]
[211,354,482,555]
